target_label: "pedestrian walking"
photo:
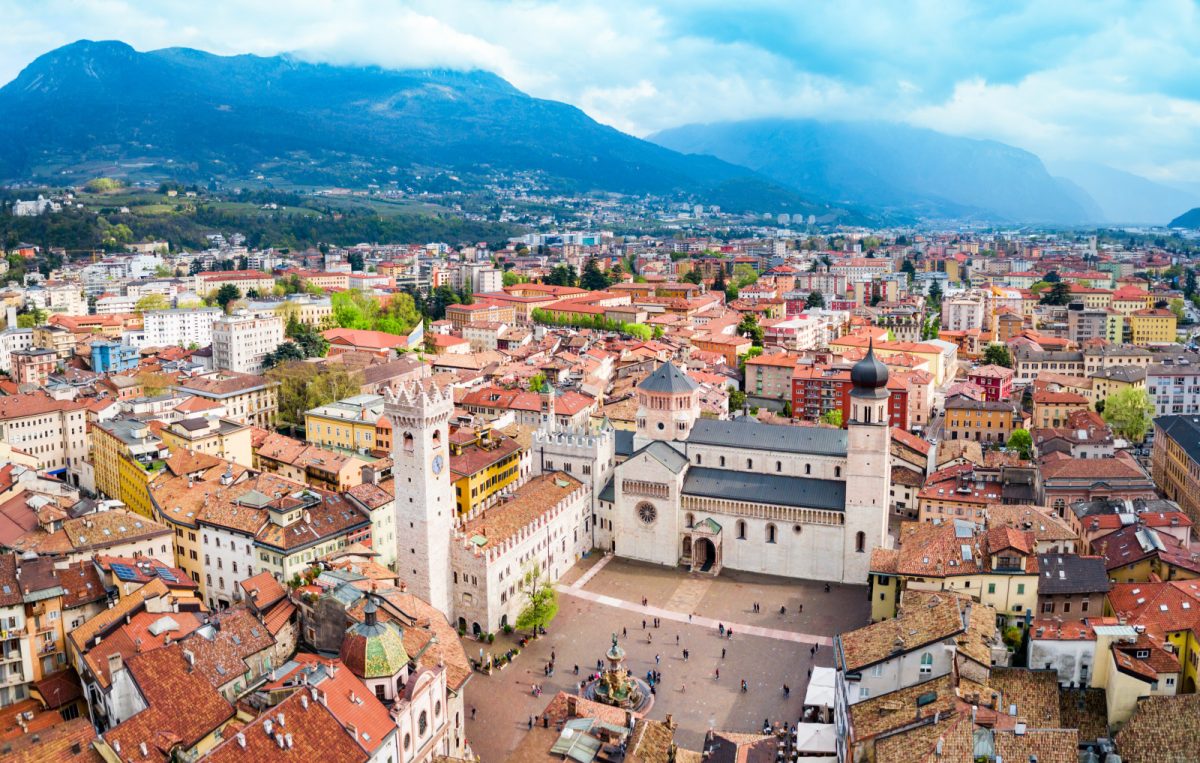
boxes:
[741,679,748,693]
[471,706,477,720]
[807,668,812,678]
[642,619,646,630]
[780,605,786,616]
[551,650,556,662]
[655,654,661,665]
[719,623,725,636]
[721,647,726,659]
[681,681,686,693]
[727,628,733,640]
[783,684,790,697]
[675,634,680,645]
[683,649,689,662]
[715,667,720,680]
[648,632,652,644]
[574,664,579,675]
[622,627,627,638]
[824,583,831,593]
[814,644,819,655]
[799,603,804,614]
[688,613,693,622]
[529,716,534,729]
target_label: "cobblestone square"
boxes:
[463,555,870,760]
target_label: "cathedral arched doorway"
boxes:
[694,538,717,573]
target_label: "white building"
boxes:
[0,327,34,373]
[943,295,986,332]
[1147,358,1200,416]
[602,355,892,585]
[94,294,139,315]
[212,312,285,374]
[142,308,223,349]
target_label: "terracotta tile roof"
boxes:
[872,711,975,763]
[371,588,472,691]
[847,673,956,743]
[459,472,583,550]
[986,526,1034,556]
[1114,694,1200,763]
[185,608,276,690]
[987,504,1077,544]
[2,716,102,763]
[102,644,235,762]
[881,521,986,578]
[891,427,931,456]
[1039,450,1151,481]
[1097,524,1200,575]
[323,328,409,350]
[993,728,1078,763]
[84,610,204,688]
[259,654,393,756]
[837,590,965,672]
[69,578,173,651]
[239,571,287,610]
[1106,580,1200,637]
[1058,687,1108,742]
[263,600,296,636]
[174,372,274,397]
[0,392,88,419]
[345,482,392,510]
[989,668,1061,727]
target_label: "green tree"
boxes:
[737,313,764,346]
[16,307,48,328]
[681,269,703,285]
[266,362,364,432]
[712,267,727,294]
[544,265,577,287]
[134,294,170,314]
[262,341,306,370]
[1169,297,1186,323]
[1044,271,1061,283]
[1040,281,1072,306]
[781,400,793,418]
[1102,387,1154,443]
[514,563,558,636]
[728,389,747,413]
[733,264,759,288]
[502,271,525,287]
[982,344,1013,368]
[1007,429,1033,459]
[805,291,825,309]
[528,372,547,392]
[347,250,365,272]
[215,284,241,313]
[900,259,916,284]
[927,280,943,306]
[579,258,612,291]
[820,409,844,427]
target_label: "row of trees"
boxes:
[262,318,331,370]
[331,289,423,336]
[530,307,654,340]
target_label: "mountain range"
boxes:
[0,40,1194,226]
[0,40,830,218]
[651,119,1198,225]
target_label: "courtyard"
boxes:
[462,555,870,760]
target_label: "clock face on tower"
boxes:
[432,455,444,475]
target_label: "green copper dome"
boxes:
[339,597,410,679]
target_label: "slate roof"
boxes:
[638,362,698,394]
[1155,414,1200,464]
[1036,554,1111,595]
[681,467,846,512]
[633,440,689,473]
[687,417,848,456]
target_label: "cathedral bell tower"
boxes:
[384,381,455,617]
[842,339,892,583]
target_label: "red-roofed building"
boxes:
[968,365,1015,402]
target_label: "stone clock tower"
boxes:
[385,381,455,617]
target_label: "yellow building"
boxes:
[148,451,228,588]
[91,418,171,519]
[870,522,1039,627]
[450,426,523,515]
[829,335,950,385]
[159,416,253,467]
[1088,366,1146,406]
[304,393,387,455]
[1128,308,1177,346]
[1106,580,1200,694]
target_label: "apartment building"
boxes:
[0,328,33,373]
[141,308,223,349]
[1147,358,1200,416]
[174,372,279,429]
[211,312,284,374]
[1151,414,1200,526]
[0,394,89,486]
[943,397,1021,444]
[744,352,799,402]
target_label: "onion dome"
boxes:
[851,339,889,393]
[339,597,409,679]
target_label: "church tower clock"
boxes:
[385,381,455,616]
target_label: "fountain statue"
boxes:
[582,632,652,712]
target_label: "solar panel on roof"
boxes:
[157,569,178,583]
[112,564,138,581]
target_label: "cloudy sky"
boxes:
[4,0,1200,184]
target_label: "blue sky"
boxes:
[3,0,1200,184]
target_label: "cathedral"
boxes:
[383,344,894,632]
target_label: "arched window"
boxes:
[919,652,933,675]
[736,520,746,540]
[805,464,811,475]
[685,512,695,528]
[856,531,866,553]
[720,456,726,467]
[403,432,415,452]
[864,407,872,424]
[696,454,702,465]
[432,430,441,447]
[747,458,753,469]
[776,461,782,472]
[766,523,777,544]
[835,466,842,478]
[419,710,429,736]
